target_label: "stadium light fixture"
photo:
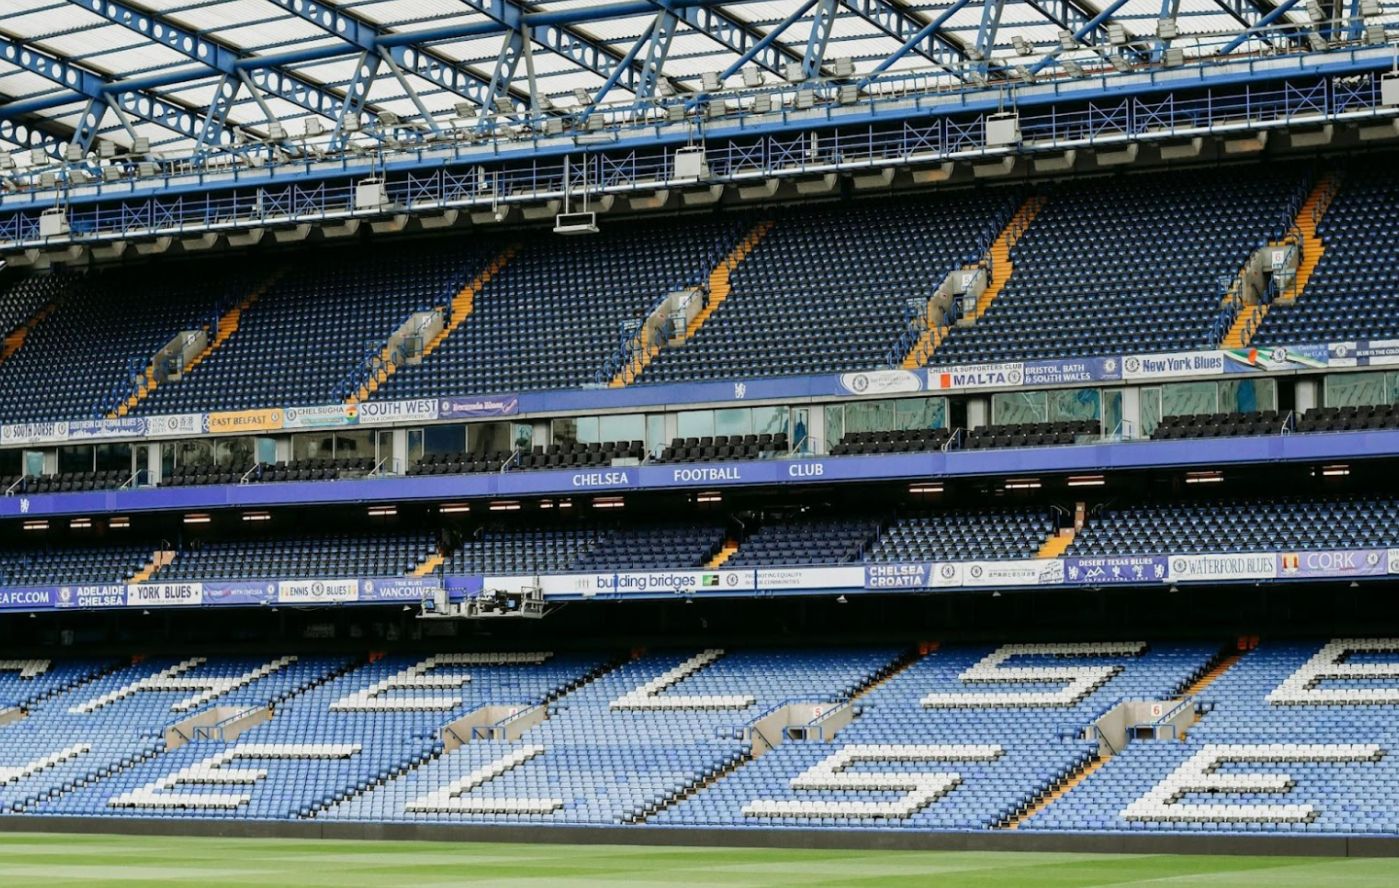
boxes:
[1004,477,1042,490]
[69,518,91,529]
[909,483,943,495]
[489,500,521,511]
[1067,475,1105,487]
[696,491,722,504]
[367,506,397,518]
[22,520,48,532]
[593,496,625,509]
[439,503,471,514]
[182,513,211,524]
[109,517,130,529]
[1012,36,1032,55]
[1185,470,1223,484]
[1061,59,1084,78]
[242,511,271,522]
[1321,464,1350,477]
[835,595,848,605]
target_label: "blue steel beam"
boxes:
[1218,0,1305,52]
[0,32,212,150]
[264,0,528,111]
[842,0,974,77]
[858,0,978,84]
[666,1,807,76]
[637,10,680,98]
[804,0,841,78]
[1029,0,1136,73]
[1022,0,1145,57]
[67,0,370,128]
[975,0,1008,65]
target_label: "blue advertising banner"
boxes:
[439,395,520,419]
[359,577,440,601]
[1063,555,1170,585]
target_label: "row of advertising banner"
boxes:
[0,549,1393,614]
[4,339,1396,449]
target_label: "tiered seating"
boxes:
[934,167,1306,364]
[1151,411,1283,440]
[964,420,1100,449]
[641,194,1015,383]
[1254,164,1399,345]
[0,271,76,340]
[12,470,132,494]
[159,532,437,581]
[658,433,787,462]
[246,458,375,484]
[830,428,952,455]
[442,527,605,576]
[0,544,153,586]
[27,652,613,820]
[658,642,1214,829]
[1070,497,1399,556]
[0,262,265,423]
[325,647,900,825]
[867,509,1055,562]
[0,656,349,815]
[407,442,645,477]
[1026,640,1399,834]
[727,517,878,567]
[571,524,728,572]
[376,218,744,398]
[0,659,116,710]
[1296,404,1399,433]
[441,524,727,575]
[160,463,246,487]
[136,240,492,414]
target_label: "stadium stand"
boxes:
[1023,639,1399,834]
[1253,163,1399,346]
[1068,497,1399,556]
[963,420,1101,449]
[638,193,1017,383]
[0,263,268,423]
[158,532,439,581]
[932,167,1307,364]
[866,509,1057,562]
[374,218,747,399]
[0,544,155,586]
[725,517,879,567]
[132,240,495,415]
[1151,411,1284,439]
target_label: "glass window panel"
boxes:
[1326,372,1387,407]
[334,429,372,457]
[1160,381,1217,417]
[1220,378,1276,413]
[1102,390,1123,436]
[177,438,215,467]
[752,406,789,436]
[714,408,751,438]
[94,443,131,473]
[551,418,579,449]
[677,410,714,439]
[846,400,896,433]
[598,413,643,444]
[425,424,466,455]
[406,429,425,465]
[1048,388,1100,423]
[291,433,331,462]
[823,405,845,446]
[57,446,93,474]
[892,397,947,430]
[1389,372,1399,404]
[646,415,667,455]
[1139,387,1162,438]
[992,391,1047,425]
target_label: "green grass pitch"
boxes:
[1,833,1399,887]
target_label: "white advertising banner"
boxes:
[126,582,204,607]
[276,579,359,604]
[755,566,866,590]
[1122,351,1226,380]
[1167,553,1277,582]
[355,399,441,426]
[961,559,1065,588]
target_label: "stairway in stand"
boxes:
[350,245,520,405]
[0,298,61,366]
[615,220,773,389]
[1222,172,1340,349]
[112,268,285,417]
[1035,528,1076,559]
[901,195,1046,368]
[705,540,740,569]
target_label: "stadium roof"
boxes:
[0,0,1365,161]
